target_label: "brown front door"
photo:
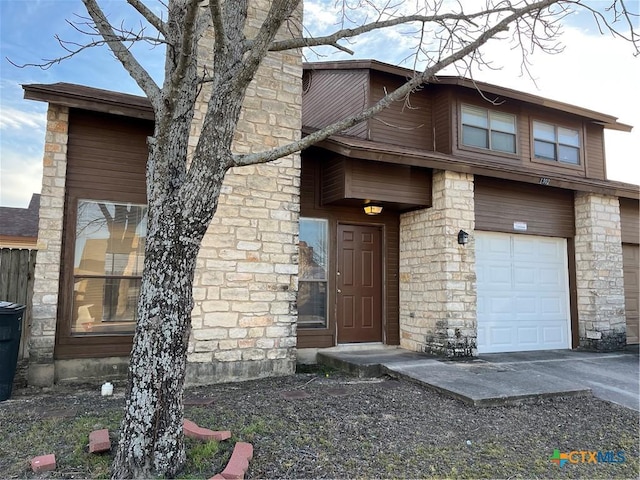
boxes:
[337,224,382,343]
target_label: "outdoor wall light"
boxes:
[457,230,469,245]
[363,202,383,216]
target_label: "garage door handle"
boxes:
[337,289,342,294]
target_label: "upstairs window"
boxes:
[533,121,581,165]
[461,105,516,153]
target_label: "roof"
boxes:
[0,194,41,238]
[23,83,154,121]
[303,60,633,132]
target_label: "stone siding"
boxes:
[574,193,626,350]
[28,105,69,386]
[28,4,302,385]
[399,170,476,357]
[186,1,302,383]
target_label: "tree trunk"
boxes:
[111,207,200,478]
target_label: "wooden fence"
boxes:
[0,248,37,359]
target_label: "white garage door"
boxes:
[476,232,571,354]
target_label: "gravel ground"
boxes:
[0,368,638,479]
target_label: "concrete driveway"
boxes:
[318,347,640,410]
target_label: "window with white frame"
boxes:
[533,121,581,165]
[461,104,517,153]
[298,218,328,329]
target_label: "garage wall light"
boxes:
[457,230,469,245]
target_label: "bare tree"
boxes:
[17,0,638,477]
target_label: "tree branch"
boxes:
[126,0,167,36]
[233,0,301,91]
[81,0,161,106]
[168,0,200,90]
[208,0,227,52]
[232,0,559,167]
[266,7,517,52]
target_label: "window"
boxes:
[298,218,328,328]
[533,121,580,164]
[461,105,516,153]
[71,200,147,336]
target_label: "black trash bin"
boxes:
[0,302,26,401]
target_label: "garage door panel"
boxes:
[514,296,536,315]
[490,327,513,347]
[477,232,570,354]
[543,325,565,344]
[540,295,564,316]
[517,327,538,345]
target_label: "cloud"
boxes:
[0,106,46,130]
[0,151,42,208]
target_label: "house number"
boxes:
[539,177,551,186]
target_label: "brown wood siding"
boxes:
[348,160,431,207]
[620,198,640,245]
[368,72,433,149]
[65,109,151,201]
[442,88,606,183]
[432,87,452,154]
[301,69,369,139]
[320,156,347,205]
[56,108,152,359]
[584,123,606,180]
[300,152,400,347]
[623,244,639,344]
[475,176,575,238]
[321,156,431,209]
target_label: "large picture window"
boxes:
[533,121,581,164]
[461,104,516,153]
[298,218,328,329]
[71,200,147,336]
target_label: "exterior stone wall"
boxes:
[574,192,626,350]
[28,104,69,386]
[399,170,476,357]
[28,4,302,386]
[185,1,303,384]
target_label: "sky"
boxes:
[0,0,638,208]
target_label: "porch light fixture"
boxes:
[363,202,383,216]
[457,230,469,245]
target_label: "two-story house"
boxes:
[297,60,639,358]
[22,59,638,387]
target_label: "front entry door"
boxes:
[337,224,382,343]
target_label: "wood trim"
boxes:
[308,134,640,199]
[23,83,154,120]
[299,153,400,348]
[55,109,150,359]
[620,198,640,245]
[528,116,587,176]
[567,238,579,349]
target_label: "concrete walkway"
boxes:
[317,347,640,410]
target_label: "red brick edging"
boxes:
[31,454,56,473]
[184,418,232,441]
[210,442,254,480]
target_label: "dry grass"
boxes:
[1,368,638,479]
